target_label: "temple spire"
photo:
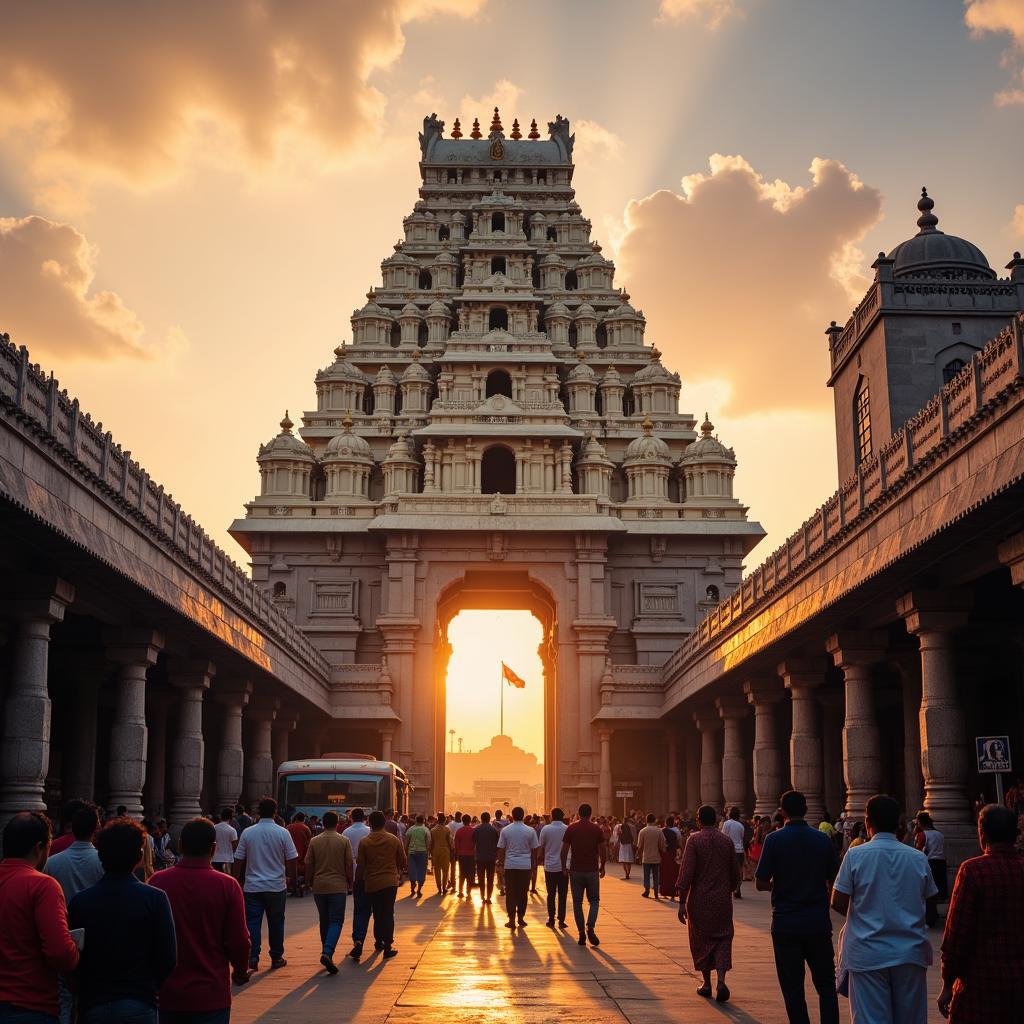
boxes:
[528,118,540,140]
[451,117,462,139]
[916,186,939,234]
[470,117,481,139]
[510,118,522,140]
[490,106,504,134]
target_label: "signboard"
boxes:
[615,790,634,798]
[976,736,1012,773]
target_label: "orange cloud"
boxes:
[0,215,150,360]
[964,0,1024,104]
[657,0,743,28]
[0,0,484,195]
[1013,203,1024,238]
[616,154,882,413]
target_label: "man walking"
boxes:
[149,818,251,1022]
[472,812,499,905]
[285,813,312,897]
[831,794,936,1023]
[496,806,539,931]
[636,813,667,900]
[454,815,476,898]
[428,814,453,896]
[755,790,840,1024]
[232,797,298,972]
[721,807,746,898]
[0,812,80,1024]
[404,815,430,898]
[356,812,406,961]
[343,809,372,960]
[304,811,353,975]
[212,809,238,873]
[538,808,568,929]
[561,804,606,947]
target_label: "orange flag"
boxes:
[501,661,526,689]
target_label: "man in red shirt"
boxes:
[286,813,312,897]
[560,804,607,948]
[454,817,477,898]
[149,818,251,1024]
[0,812,80,1024]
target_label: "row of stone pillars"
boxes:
[0,576,304,830]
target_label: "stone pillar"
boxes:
[827,632,885,822]
[598,729,613,816]
[818,689,846,820]
[891,656,924,816]
[272,712,297,772]
[213,682,251,811]
[167,660,215,831]
[684,726,701,812]
[717,695,749,812]
[244,696,278,805]
[142,691,173,817]
[779,658,826,825]
[105,629,164,817]
[64,674,101,803]
[380,729,394,763]
[744,676,786,816]
[666,732,680,812]
[0,578,75,823]
[897,591,974,854]
[693,709,724,809]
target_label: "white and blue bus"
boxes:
[276,753,412,820]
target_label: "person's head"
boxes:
[180,818,216,859]
[415,814,425,825]
[577,803,592,820]
[915,810,934,830]
[729,806,741,821]
[96,818,146,874]
[460,816,473,828]
[978,803,1017,849]
[2,811,52,868]
[865,795,900,836]
[665,815,675,828]
[116,805,127,817]
[220,807,233,822]
[351,808,365,823]
[291,812,306,824]
[235,803,245,816]
[494,809,503,820]
[645,812,655,824]
[322,811,339,831]
[61,799,88,834]
[550,807,564,822]
[257,797,277,820]
[368,810,386,831]
[71,804,100,842]
[386,808,395,820]
[697,805,717,827]
[511,806,525,821]
[779,790,808,821]
[851,821,864,839]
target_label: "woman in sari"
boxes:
[659,815,681,898]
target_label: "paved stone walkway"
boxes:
[232,873,945,1023]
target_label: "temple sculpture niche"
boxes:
[230,110,764,814]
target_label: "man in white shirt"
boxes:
[831,794,937,1023]
[721,807,747,898]
[446,812,463,892]
[342,808,373,959]
[233,796,298,971]
[497,806,540,931]
[538,808,569,929]
[213,807,238,872]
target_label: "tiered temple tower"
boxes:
[230,111,764,813]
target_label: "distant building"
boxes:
[445,734,543,811]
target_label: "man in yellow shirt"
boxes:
[304,810,353,975]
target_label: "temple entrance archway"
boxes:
[481,445,516,494]
[433,570,558,811]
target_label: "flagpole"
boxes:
[500,662,504,737]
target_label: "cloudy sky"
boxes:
[2,0,1022,566]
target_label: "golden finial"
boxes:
[510,118,522,140]
[470,118,482,139]
[642,415,654,434]
[342,415,353,430]
[577,349,586,361]
[651,346,661,361]
[451,117,462,139]
[528,118,540,140]
[490,107,503,133]
[701,413,715,436]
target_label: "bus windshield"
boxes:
[280,772,381,812]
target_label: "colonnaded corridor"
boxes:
[231,874,945,1024]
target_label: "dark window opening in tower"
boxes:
[481,446,516,494]
[488,308,508,331]
[596,323,608,349]
[705,584,720,602]
[565,269,578,291]
[309,464,326,501]
[491,212,505,233]
[568,325,577,348]
[390,322,401,349]
[418,269,432,290]
[546,226,557,241]
[537,170,547,184]
[486,369,512,398]
[439,224,450,241]
[447,170,457,183]
[532,264,541,289]
[493,170,502,183]
[491,256,506,275]
[854,378,872,465]
[456,265,465,288]
[417,321,429,348]
[942,358,966,384]
[395,387,404,414]
[522,213,531,236]
[622,388,635,417]
[272,581,287,600]
[363,386,374,415]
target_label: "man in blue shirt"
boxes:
[755,790,840,1024]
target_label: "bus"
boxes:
[276,754,412,821]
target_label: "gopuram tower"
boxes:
[230,111,765,813]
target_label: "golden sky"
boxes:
[1,0,1022,573]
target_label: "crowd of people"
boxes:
[0,789,1021,1024]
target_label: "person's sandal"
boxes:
[716,983,730,1003]
[696,982,712,998]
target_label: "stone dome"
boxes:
[331,357,369,383]
[545,300,570,318]
[579,433,611,461]
[568,351,596,381]
[601,365,622,385]
[609,300,639,318]
[375,364,397,383]
[633,348,675,383]
[384,431,416,462]
[887,189,995,279]
[401,352,431,381]
[325,418,373,462]
[400,302,421,318]
[258,412,315,461]
[426,299,450,315]
[541,252,564,266]
[433,250,457,265]
[624,417,671,462]
[574,302,598,320]
[355,297,390,318]
[680,414,735,464]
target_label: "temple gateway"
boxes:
[229,110,765,813]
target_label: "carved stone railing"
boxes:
[0,334,331,679]
[663,314,1024,681]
